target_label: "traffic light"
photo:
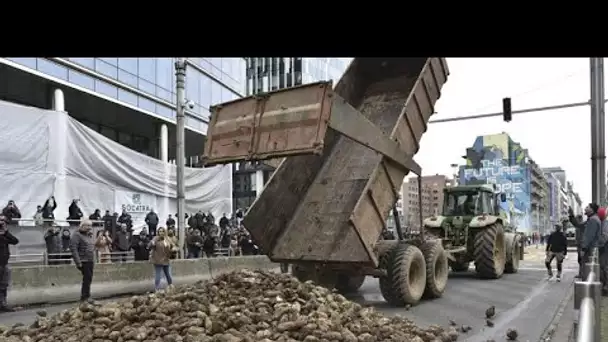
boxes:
[502,97,512,122]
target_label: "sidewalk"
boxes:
[602,297,608,338]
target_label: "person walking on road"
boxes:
[70,220,96,303]
[149,227,174,291]
[545,224,568,282]
[569,204,602,278]
[0,217,19,312]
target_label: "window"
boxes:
[156,58,173,91]
[138,96,156,113]
[156,86,172,103]
[118,132,132,146]
[68,70,94,90]
[118,89,138,106]
[221,87,234,102]
[138,78,156,95]
[118,70,138,88]
[100,126,117,141]
[69,58,95,69]
[210,82,222,105]
[95,80,118,99]
[37,59,68,80]
[95,59,117,79]
[118,58,138,74]
[199,75,212,108]
[9,58,36,69]
[138,58,156,83]
[156,104,174,119]
[186,69,201,105]
[100,58,118,66]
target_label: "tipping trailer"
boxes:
[203,58,449,306]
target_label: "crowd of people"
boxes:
[0,198,259,310]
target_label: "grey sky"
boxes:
[413,58,591,202]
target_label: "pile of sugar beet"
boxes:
[1,270,459,342]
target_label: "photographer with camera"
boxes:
[0,216,19,312]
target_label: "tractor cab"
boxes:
[442,185,506,218]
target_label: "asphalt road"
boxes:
[0,246,578,342]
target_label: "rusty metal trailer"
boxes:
[203,58,450,306]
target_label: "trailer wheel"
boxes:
[421,241,449,299]
[450,262,470,272]
[379,244,426,306]
[474,223,506,279]
[505,236,521,274]
[335,274,366,294]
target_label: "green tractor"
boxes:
[423,184,524,279]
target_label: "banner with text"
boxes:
[114,190,158,229]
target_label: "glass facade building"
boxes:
[233,57,352,209]
[5,58,246,135]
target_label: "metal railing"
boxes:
[574,247,602,342]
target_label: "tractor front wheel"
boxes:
[473,223,506,279]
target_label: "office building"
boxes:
[0,58,246,162]
[402,174,450,229]
[233,58,352,209]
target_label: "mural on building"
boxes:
[460,134,532,232]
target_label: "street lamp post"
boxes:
[175,58,187,257]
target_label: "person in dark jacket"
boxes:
[0,218,18,311]
[186,229,204,258]
[1,200,21,226]
[41,196,57,227]
[89,209,102,228]
[219,213,229,230]
[117,210,132,230]
[545,224,568,281]
[102,210,115,234]
[113,224,131,262]
[70,220,96,303]
[166,215,176,229]
[131,230,150,261]
[67,199,83,227]
[570,204,602,278]
[60,228,72,265]
[44,226,62,265]
[145,210,159,237]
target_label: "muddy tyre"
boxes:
[505,236,521,274]
[379,244,427,306]
[450,262,470,272]
[335,274,366,294]
[421,241,449,299]
[474,223,506,279]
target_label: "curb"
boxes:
[539,280,575,341]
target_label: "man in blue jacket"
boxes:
[570,203,602,278]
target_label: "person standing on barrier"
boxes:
[131,229,150,261]
[112,224,130,263]
[44,225,62,265]
[70,220,96,303]
[569,205,601,278]
[149,227,173,291]
[596,207,608,295]
[545,224,568,281]
[0,218,19,312]
[67,199,83,228]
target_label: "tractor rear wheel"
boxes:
[474,223,506,279]
[379,243,427,306]
[335,274,366,294]
[505,236,521,274]
[421,241,449,299]
[450,262,470,272]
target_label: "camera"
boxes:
[185,100,195,110]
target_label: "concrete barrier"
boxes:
[8,256,277,306]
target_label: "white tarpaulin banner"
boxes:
[0,100,232,232]
[114,190,158,229]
